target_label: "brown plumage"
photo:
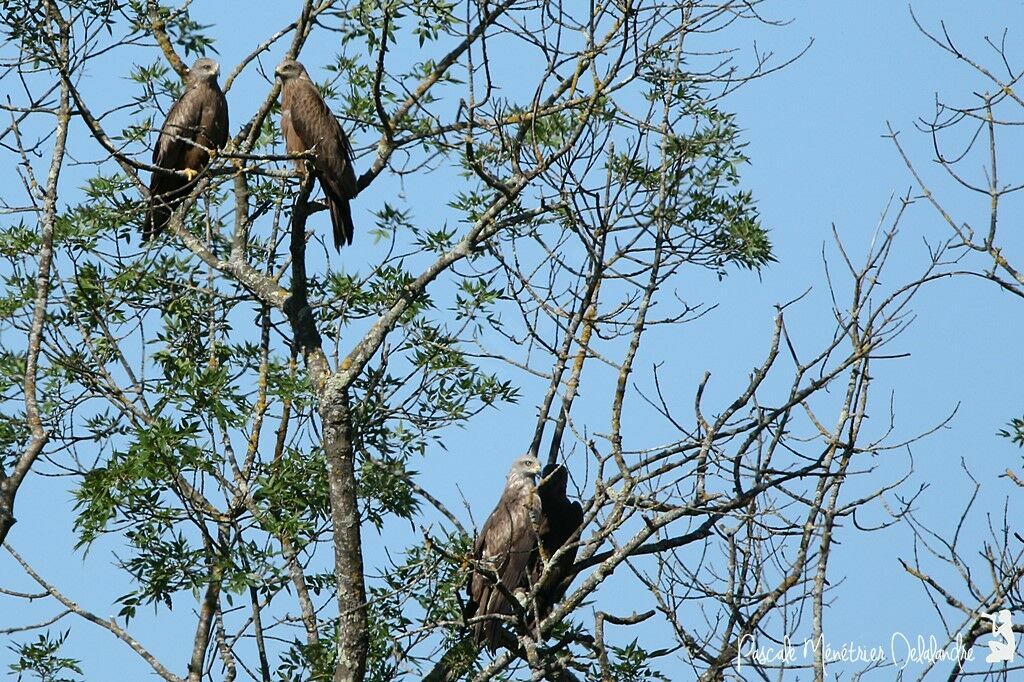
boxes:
[275,59,358,250]
[466,455,542,651]
[143,58,228,240]
[465,457,584,651]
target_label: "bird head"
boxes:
[508,454,542,483]
[274,58,308,82]
[188,58,220,83]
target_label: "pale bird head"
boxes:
[274,58,308,82]
[189,58,220,82]
[508,454,542,482]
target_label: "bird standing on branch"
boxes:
[143,57,228,240]
[465,456,584,651]
[275,58,359,250]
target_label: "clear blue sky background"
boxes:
[3,1,1023,679]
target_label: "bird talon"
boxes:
[182,168,199,182]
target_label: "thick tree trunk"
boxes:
[286,184,368,682]
[320,389,367,682]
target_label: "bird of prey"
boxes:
[466,454,542,651]
[143,57,228,240]
[275,58,358,250]
[530,463,584,622]
[465,456,584,651]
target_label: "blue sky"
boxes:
[705,0,1024,664]
[3,1,1024,679]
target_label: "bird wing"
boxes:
[202,85,229,151]
[153,86,205,171]
[285,79,357,199]
[484,492,538,595]
[467,481,541,649]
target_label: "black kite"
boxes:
[275,58,358,250]
[143,57,228,240]
[465,456,584,651]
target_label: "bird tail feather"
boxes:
[143,173,187,241]
[327,194,355,251]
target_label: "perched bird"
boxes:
[466,454,542,651]
[465,456,584,651]
[530,463,584,622]
[275,58,358,250]
[143,57,228,240]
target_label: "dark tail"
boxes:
[327,194,355,251]
[463,590,496,652]
[143,173,186,241]
[142,203,173,242]
[470,613,500,653]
